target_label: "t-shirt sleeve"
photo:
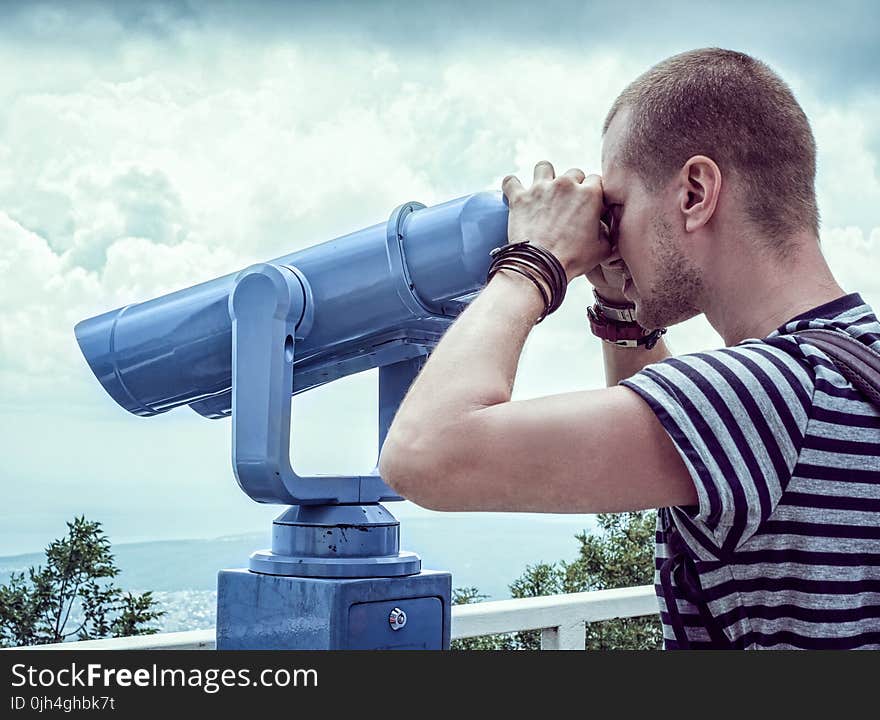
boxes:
[620,343,814,554]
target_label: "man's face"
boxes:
[600,109,703,330]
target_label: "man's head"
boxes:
[600,48,819,330]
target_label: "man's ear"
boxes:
[678,155,722,232]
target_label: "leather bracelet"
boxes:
[487,240,567,323]
[490,241,567,312]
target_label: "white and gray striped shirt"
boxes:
[622,293,880,649]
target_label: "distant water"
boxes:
[0,514,596,633]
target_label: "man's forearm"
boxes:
[601,337,670,386]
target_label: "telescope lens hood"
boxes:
[74,309,162,417]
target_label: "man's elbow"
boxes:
[377,438,411,498]
[378,431,453,511]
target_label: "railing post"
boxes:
[540,622,586,650]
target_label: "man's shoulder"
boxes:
[631,341,815,401]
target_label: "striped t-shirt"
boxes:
[621,293,880,649]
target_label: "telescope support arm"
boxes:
[230,263,419,506]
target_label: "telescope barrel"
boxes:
[75,191,508,418]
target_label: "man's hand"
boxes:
[502,161,611,283]
[585,250,629,304]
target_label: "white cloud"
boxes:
[2,38,877,361]
[2,36,878,400]
[821,226,880,310]
[811,97,880,233]
[0,41,645,402]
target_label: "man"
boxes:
[378,48,880,649]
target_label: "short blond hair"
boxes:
[604,48,819,242]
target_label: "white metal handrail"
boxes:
[454,585,657,649]
[12,585,657,651]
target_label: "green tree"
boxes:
[566,511,662,650]
[0,516,163,647]
[451,511,662,650]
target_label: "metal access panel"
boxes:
[346,597,443,650]
[216,569,451,650]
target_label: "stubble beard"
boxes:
[634,217,703,330]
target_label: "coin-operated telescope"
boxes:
[75,192,509,649]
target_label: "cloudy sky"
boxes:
[1,1,878,555]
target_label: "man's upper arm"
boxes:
[406,343,813,553]
[415,384,698,514]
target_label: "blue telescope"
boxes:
[75,192,509,649]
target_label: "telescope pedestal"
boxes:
[216,504,451,649]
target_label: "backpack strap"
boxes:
[792,329,880,406]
